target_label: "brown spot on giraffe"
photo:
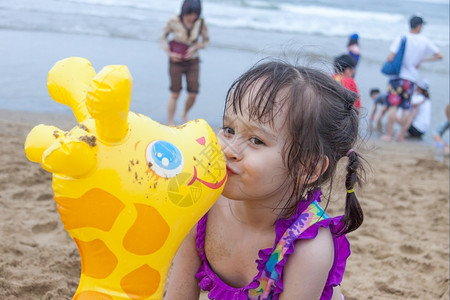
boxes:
[74,238,118,279]
[73,290,113,300]
[54,188,125,231]
[120,265,160,299]
[123,204,170,255]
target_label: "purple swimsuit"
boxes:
[195,188,351,300]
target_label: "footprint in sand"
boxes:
[36,193,53,201]
[31,221,61,246]
[12,190,33,200]
[43,287,72,300]
[399,244,423,255]
[374,281,403,295]
[21,169,52,186]
[418,262,435,274]
[32,221,58,234]
[409,188,423,196]
[401,256,435,274]
[49,260,81,278]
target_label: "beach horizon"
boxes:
[1,27,448,143]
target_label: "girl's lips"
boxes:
[226,166,236,175]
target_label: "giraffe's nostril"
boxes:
[196,136,206,145]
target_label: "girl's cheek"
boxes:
[218,134,227,150]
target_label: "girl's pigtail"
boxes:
[338,148,364,236]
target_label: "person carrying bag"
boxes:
[380,15,442,142]
[160,0,209,126]
[381,36,406,76]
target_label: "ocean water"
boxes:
[1,0,448,46]
[0,0,448,142]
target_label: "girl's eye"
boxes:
[222,126,235,136]
[249,137,264,145]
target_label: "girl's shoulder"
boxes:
[281,227,335,297]
[411,93,426,105]
[256,197,351,298]
[167,14,181,25]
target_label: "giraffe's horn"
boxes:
[41,126,98,178]
[85,65,132,143]
[47,57,96,123]
[24,124,65,163]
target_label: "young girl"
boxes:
[165,59,365,300]
[333,54,361,110]
[405,79,431,139]
[347,33,360,67]
[161,0,209,125]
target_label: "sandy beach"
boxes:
[0,106,448,299]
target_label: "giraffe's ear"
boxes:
[47,57,96,123]
[86,64,132,143]
[24,124,65,163]
[40,126,98,178]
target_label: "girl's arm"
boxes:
[407,105,420,129]
[164,226,202,300]
[160,19,172,54]
[370,103,378,121]
[186,21,209,59]
[280,227,335,300]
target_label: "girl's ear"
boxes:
[301,155,329,185]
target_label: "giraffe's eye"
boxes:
[146,140,184,178]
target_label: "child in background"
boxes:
[333,54,361,110]
[433,103,450,155]
[347,33,361,68]
[165,59,366,300]
[369,88,388,132]
[403,79,431,140]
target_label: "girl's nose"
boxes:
[219,136,243,161]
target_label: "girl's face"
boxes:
[183,12,199,24]
[218,85,291,205]
[344,67,355,78]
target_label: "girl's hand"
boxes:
[169,52,184,62]
[185,46,197,60]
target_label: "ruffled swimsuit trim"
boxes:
[195,188,351,300]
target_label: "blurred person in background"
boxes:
[161,0,209,125]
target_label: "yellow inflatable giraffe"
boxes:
[24,57,227,299]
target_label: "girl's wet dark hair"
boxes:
[334,54,356,73]
[347,38,359,47]
[417,86,430,99]
[181,0,202,16]
[224,59,365,236]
